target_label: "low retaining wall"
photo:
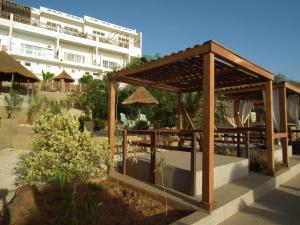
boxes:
[0,119,33,150]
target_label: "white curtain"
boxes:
[262,89,281,131]
[287,95,300,125]
[238,100,254,127]
[224,100,237,127]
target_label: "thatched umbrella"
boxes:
[0,51,40,93]
[122,86,159,115]
[54,70,75,92]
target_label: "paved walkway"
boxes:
[220,173,300,225]
[0,148,30,210]
[0,148,30,191]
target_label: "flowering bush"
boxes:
[15,111,111,185]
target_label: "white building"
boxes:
[0,0,142,82]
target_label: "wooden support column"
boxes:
[31,83,34,96]
[190,132,197,196]
[122,130,127,174]
[108,80,116,173]
[201,52,216,211]
[279,87,289,167]
[178,92,183,130]
[10,73,14,92]
[178,92,183,148]
[265,80,275,176]
[26,79,29,96]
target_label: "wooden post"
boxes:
[178,92,183,130]
[150,131,157,184]
[26,79,29,96]
[201,52,216,211]
[122,130,127,174]
[245,130,250,159]
[191,132,197,196]
[10,73,14,92]
[237,132,241,157]
[265,80,275,176]
[279,87,289,167]
[245,119,250,158]
[31,83,34,96]
[178,92,183,148]
[108,80,116,173]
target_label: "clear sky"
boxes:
[18,0,300,81]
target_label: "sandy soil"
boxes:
[0,179,193,225]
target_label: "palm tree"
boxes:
[42,70,54,91]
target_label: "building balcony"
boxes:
[10,47,57,61]
[0,11,141,52]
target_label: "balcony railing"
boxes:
[10,47,56,60]
[0,11,138,50]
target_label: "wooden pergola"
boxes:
[107,40,275,211]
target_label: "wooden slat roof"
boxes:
[217,81,300,100]
[0,51,40,82]
[108,40,274,93]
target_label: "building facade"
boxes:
[0,0,142,82]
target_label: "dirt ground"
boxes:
[0,179,193,225]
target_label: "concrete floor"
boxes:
[220,173,300,225]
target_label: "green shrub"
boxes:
[15,111,111,185]
[4,90,24,118]
[134,120,149,130]
[292,141,300,154]
[249,153,267,173]
[93,118,107,131]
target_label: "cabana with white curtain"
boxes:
[218,81,300,167]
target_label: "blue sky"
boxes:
[19,0,300,81]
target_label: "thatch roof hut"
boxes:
[54,70,75,83]
[122,86,159,105]
[0,51,40,82]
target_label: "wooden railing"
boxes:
[122,129,200,195]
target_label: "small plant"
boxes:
[134,120,149,130]
[27,94,49,123]
[93,118,107,131]
[250,153,267,172]
[4,90,24,119]
[156,154,168,215]
[49,100,70,114]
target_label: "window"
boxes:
[46,21,61,31]
[25,62,31,66]
[21,43,48,57]
[64,26,79,34]
[64,52,85,64]
[102,60,119,69]
[93,30,105,36]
